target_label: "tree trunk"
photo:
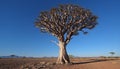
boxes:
[57,41,70,64]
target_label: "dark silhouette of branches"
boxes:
[35,4,97,44]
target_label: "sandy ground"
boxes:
[52,58,120,69]
[0,58,120,69]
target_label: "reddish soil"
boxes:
[0,58,120,69]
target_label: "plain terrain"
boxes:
[0,58,120,69]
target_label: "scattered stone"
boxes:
[40,62,46,65]
[52,62,56,65]
[21,62,56,69]
[46,62,56,66]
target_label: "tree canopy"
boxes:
[35,4,97,44]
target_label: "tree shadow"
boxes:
[72,59,116,65]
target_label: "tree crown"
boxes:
[35,4,97,43]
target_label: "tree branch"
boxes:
[51,40,59,46]
[35,4,97,46]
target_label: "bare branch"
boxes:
[35,4,98,45]
[51,40,59,46]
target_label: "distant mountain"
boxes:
[0,55,25,58]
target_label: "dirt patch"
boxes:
[0,58,120,69]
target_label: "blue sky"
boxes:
[0,0,120,57]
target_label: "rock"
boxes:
[52,62,56,65]
[46,62,51,66]
[46,62,56,66]
[40,62,46,65]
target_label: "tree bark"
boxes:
[57,41,70,64]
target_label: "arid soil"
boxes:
[0,58,120,69]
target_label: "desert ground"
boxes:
[0,58,120,69]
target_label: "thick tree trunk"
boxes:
[57,41,70,64]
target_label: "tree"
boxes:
[109,52,115,57]
[35,4,97,64]
[10,54,16,57]
[68,54,75,58]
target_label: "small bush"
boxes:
[68,55,74,58]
